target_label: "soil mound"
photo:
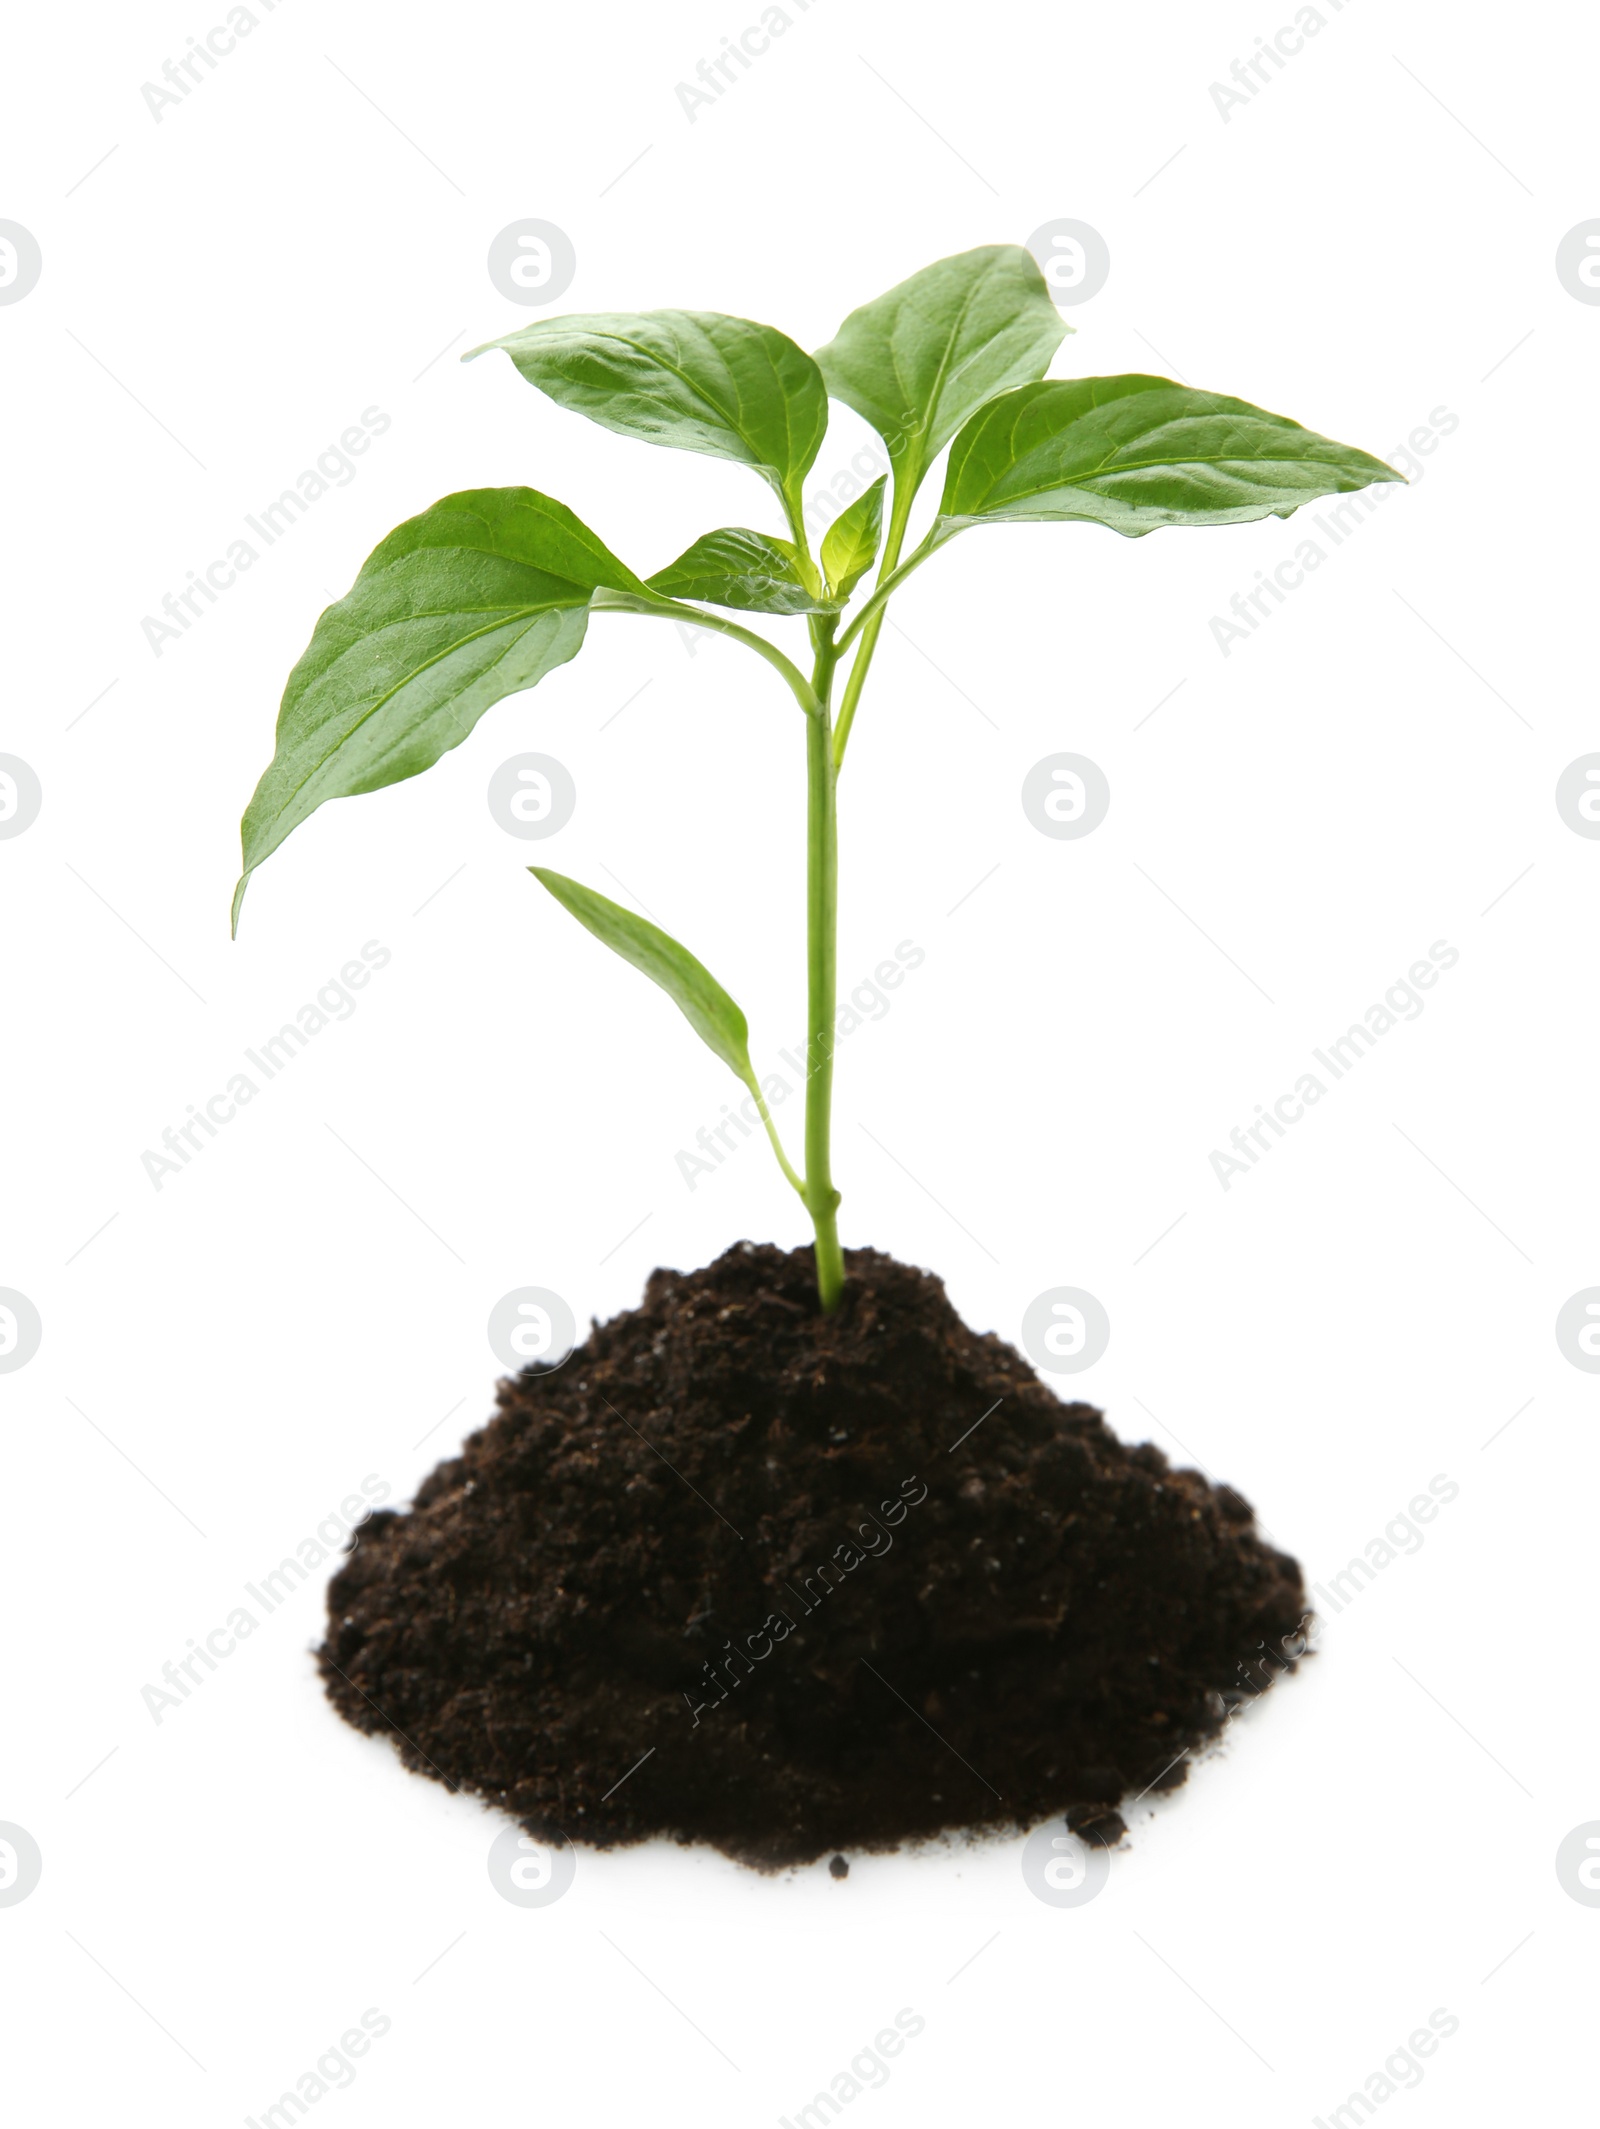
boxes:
[320,1243,1307,1867]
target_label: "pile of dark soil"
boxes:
[320,1243,1307,1868]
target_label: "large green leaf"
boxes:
[647,527,835,615]
[820,476,885,599]
[530,867,759,1092]
[233,488,644,933]
[935,375,1404,538]
[467,310,828,514]
[814,245,1067,501]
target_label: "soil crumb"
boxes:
[321,1243,1307,1868]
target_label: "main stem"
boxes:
[831,472,916,771]
[805,626,844,1311]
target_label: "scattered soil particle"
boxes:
[320,1243,1308,1868]
[1065,1802,1129,1849]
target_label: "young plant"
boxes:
[234,244,1401,1312]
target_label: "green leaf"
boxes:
[814,245,1067,501]
[530,867,758,1091]
[935,375,1405,539]
[467,310,828,514]
[647,527,836,615]
[820,476,885,599]
[233,488,644,933]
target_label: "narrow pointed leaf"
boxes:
[814,245,1067,500]
[468,310,828,512]
[647,527,836,615]
[820,476,885,599]
[530,867,758,1090]
[935,375,1404,539]
[233,488,644,932]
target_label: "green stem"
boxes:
[831,608,884,774]
[596,583,830,1255]
[804,623,844,1311]
[832,475,926,771]
[780,489,825,602]
[591,589,819,716]
[833,528,941,656]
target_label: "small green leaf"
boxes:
[936,375,1404,539]
[233,488,644,933]
[815,245,1066,502]
[647,527,836,615]
[468,310,828,514]
[820,476,885,599]
[530,867,758,1091]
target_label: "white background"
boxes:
[3,0,1596,2121]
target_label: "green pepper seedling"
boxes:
[235,244,1401,1311]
